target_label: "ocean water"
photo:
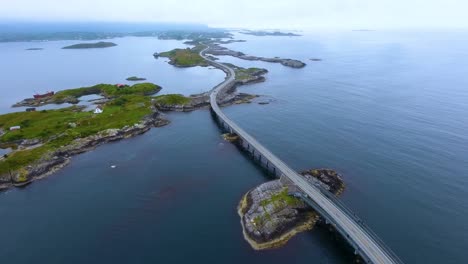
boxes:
[1,31,468,263]
[0,37,224,113]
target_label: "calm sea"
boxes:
[0,30,467,263]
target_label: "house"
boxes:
[26,107,36,112]
[10,126,21,131]
[94,106,103,114]
[116,84,128,88]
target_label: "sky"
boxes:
[1,0,467,29]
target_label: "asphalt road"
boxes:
[200,47,402,264]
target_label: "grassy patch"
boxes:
[52,83,161,102]
[235,67,264,81]
[259,188,303,208]
[126,76,147,81]
[153,94,192,106]
[0,94,154,175]
[159,46,207,67]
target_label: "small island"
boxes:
[62,41,117,49]
[158,46,208,67]
[240,30,301,37]
[25,48,43,51]
[126,76,147,81]
[239,169,344,250]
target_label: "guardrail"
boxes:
[202,46,403,264]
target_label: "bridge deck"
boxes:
[201,47,402,264]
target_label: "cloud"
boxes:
[1,0,467,29]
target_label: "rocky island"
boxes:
[239,169,345,250]
[205,44,306,68]
[62,41,117,49]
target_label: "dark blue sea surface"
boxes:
[1,31,467,263]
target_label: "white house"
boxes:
[9,126,21,131]
[94,106,103,114]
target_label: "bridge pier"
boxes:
[205,48,402,264]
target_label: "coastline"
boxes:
[1,37,304,192]
[0,111,169,191]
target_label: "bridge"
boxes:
[200,47,403,264]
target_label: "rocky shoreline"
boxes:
[206,44,306,68]
[238,169,345,250]
[154,65,268,112]
[0,111,169,191]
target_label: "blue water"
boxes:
[1,31,468,263]
[0,37,224,113]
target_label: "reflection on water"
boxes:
[0,147,11,156]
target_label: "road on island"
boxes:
[200,46,402,264]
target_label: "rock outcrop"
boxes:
[238,169,344,250]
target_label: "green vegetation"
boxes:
[62,41,117,49]
[259,188,303,208]
[0,82,161,175]
[153,94,191,105]
[126,76,147,81]
[235,67,263,81]
[52,83,161,102]
[159,46,208,67]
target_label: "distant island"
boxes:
[240,30,301,37]
[62,42,117,49]
[0,29,232,43]
[126,76,147,81]
[25,48,43,51]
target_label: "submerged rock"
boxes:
[222,133,239,142]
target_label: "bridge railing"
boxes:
[204,47,403,264]
[308,179,404,263]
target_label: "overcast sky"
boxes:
[1,0,467,29]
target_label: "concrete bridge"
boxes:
[201,47,403,264]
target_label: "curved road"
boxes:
[201,47,402,264]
